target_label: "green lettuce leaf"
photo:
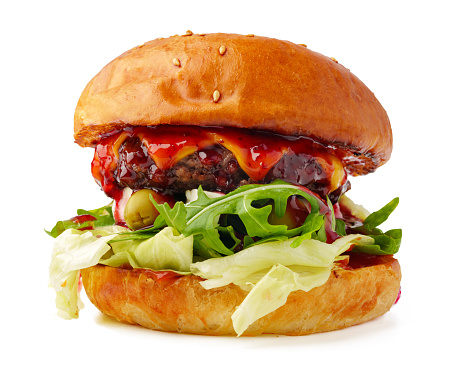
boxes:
[45,203,115,238]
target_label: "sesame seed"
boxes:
[219,45,227,55]
[173,58,181,67]
[246,33,255,37]
[299,43,307,47]
[183,30,193,36]
[330,57,338,63]
[213,90,221,102]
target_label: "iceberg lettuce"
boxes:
[49,228,121,319]
[231,264,306,335]
[102,227,193,271]
[191,234,374,335]
[49,227,193,320]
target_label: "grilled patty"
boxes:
[115,137,349,201]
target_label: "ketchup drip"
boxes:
[341,253,393,270]
[92,133,127,202]
[91,126,347,200]
[147,270,183,282]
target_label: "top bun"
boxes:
[74,33,392,175]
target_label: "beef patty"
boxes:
[114,137,349,202]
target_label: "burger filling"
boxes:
[48,125,401,335]
[92,125,350,206]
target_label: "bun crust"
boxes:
[74,33,392,175]
[81,256,401,336]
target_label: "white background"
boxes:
[2,1,453,376]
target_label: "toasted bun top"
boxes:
[74,33,392,174]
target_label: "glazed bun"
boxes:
[81,257,401,336]
[74,33,392,175]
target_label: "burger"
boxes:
[48,32,402,336]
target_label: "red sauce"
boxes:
[113,266,183,282]
[68,214,97,231]
[92,132,128,201]
[92,126,346,199]
[70,214,97,224]
[342,252,390,270]
[146,270,183,282]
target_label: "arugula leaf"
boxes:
[46,185,401,259]
[335,219,347,236]
[148,197,188,233]
[181,181,327,255]
[353,229,402,255]
[243,235,256,249]
[246,235,290,248]
[290,212,325,247]
[350,198,402,255]
[315,223,327,242]
[193,235,223,259]
[218,225,242,251]
[363,197,399,229]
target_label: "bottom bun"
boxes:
[81,256,401,336]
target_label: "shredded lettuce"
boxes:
[190,234,373,335]
[49,227,193,319]
[102,227,193,271]
[231,264,309,335]
[49,228,121,319]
